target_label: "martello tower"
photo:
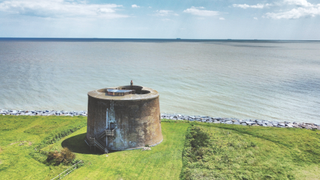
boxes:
[85,83,163,153]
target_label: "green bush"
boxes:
[46,147,76,165]
[187,126,210,149]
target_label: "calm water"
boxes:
[0,39,319,123]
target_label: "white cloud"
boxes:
[219,17,225,20]
[263,0,320,19]
[154,10,178,17]
[265,4,320,19]
[183,6,219,16]
[233,0,311,10]
[254,17,258,20]
[284,0,312,7]
[233,3,272,9]
[132,4,140,8]
[0,0,128,19]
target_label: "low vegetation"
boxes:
[46,147,76,166]
[1,116,320,179]
[181,122,320,180]
[0,115,86,179]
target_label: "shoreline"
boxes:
[1,109,319,130]
[0,109,87,116]
[161,113,320,130]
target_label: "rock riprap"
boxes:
[160,113,320,130]
[0,109,87,117]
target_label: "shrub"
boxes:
[46,147,75,165]
[187,126,210,149]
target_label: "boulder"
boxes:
[266,123,273,127]
[233,121,240,125]
[246,121,256,126]
[292,124,301,128]
[286,124,293,128]
[305,125,312,130]
[300,124,306,128]
[278,123,285,128]
[222,121,231,124]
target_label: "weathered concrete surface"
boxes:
[87,86,163,151]
[88,86,158,101]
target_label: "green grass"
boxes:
[45,120,190,180]
[0,115,87,180]
[1,117,320,180]
[181,122,320,180]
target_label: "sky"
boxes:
[0,0,320,39]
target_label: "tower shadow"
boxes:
[61,133,103,155]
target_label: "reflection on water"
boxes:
[0,40,320,123]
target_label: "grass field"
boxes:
[46,120,190,180]
[181,122,320,180]
[0,115,87,180]
[1,116,320,180]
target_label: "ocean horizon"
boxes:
[1,37,320,42]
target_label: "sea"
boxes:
[0,38,319,124]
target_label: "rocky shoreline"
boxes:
[1,109,319,130]
[0,109,87,117]
[161,113,320,130]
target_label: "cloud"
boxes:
[0,0,128,19]
[233,0,311,10]
[154,10,178,17]
[219,17,225,20]
[233,3,273,9]
[233,0,320,19]
[132,4,140,8]
[265,4,320,19]
[263,0,320,19]
[254,17,258,20]
[283,0,312,7]
[183,6,219,16]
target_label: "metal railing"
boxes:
[94,138,105,152]
[105,129,115,137]
[51,160,83,180]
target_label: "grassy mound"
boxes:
[181,122,320,180]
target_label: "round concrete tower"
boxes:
[86,84,163,152]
